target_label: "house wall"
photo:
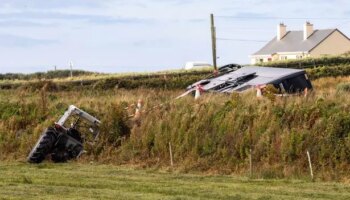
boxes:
[250,56,272,64]
[277,53,307,61]
[310,30,350,56]
[251,53,307,64]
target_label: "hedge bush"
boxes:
[257,56,350,69]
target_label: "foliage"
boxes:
[257,56,350,69]
[0,71,212,91]
[306,65,350,79]
[256,56,350,79]
[0,70,96,81]
[0,76,349,180]
[336,82,350,93]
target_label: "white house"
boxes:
[250,22,350,64]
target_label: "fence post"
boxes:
[249,148,252,177]
[169,142,174,167]
[307,150,314,181]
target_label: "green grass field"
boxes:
[0,163,349,200]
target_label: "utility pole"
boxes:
[210,13,217,71]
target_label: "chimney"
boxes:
[304,21,314,40]
[277,23,287,40]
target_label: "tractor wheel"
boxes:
[51,150,69,163]
[27,128,57,163]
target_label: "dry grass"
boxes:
[0,76,349,180]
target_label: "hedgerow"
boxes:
[257,56,350,69]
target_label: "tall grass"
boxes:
[0,77,349,180]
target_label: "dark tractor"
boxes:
[27,105,101,163]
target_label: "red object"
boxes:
[196,84,205,93]
[54,123,62,130]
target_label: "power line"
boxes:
[216,16,350,20]
[217,37,268,43]
[335,20,350,27]
[217,27,274,31]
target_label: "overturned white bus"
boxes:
[179,64,312,97]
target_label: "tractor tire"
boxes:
[27,128,57,163]
[51,150,69,163]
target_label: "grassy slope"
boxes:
[0,77,350,180]
[0,163,349,200]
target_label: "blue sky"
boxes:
[0,0,350,73]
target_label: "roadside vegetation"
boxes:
[0,68,213,82]
[0,163,349,200]
[0,70,97,81]
[257,55,350,69]
[257,55,350,79]
[3,56,350,91]
[0,75,349,181]
[0,69,212,90]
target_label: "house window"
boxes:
[268,58,272,62]
[296,55,303,59]
[280,56,287,60]
[257,58,263,63]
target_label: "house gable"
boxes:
[310,29,350,56]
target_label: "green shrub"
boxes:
[336,83,350,92]
[0,70,96,81]
[257,56,350,69]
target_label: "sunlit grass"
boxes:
[0,67,213,84]
[0,162,349,200]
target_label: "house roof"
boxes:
[252,29,337,56]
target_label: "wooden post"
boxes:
[169,142,174,167]
[249,128,253,178]
[210,13,217,71]
[249,148,252,177]
[307,150,314,181]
